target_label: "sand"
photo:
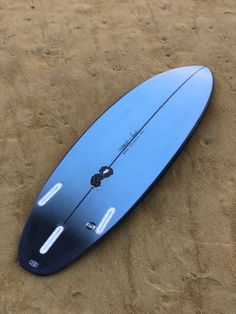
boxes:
[0,0,235,313]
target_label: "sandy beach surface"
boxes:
[0,0,235,313]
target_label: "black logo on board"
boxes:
[91,166,113,187]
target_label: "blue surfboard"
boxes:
[18,66,214,275]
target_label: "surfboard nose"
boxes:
[196,65,213,80]
[207,67,214,90]
[201,65,214,80]
[198,66,214,98]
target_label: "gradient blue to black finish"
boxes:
[18,66,214,275]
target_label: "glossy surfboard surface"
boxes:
[18,66,214,275]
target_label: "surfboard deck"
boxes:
[18,66,214,275]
